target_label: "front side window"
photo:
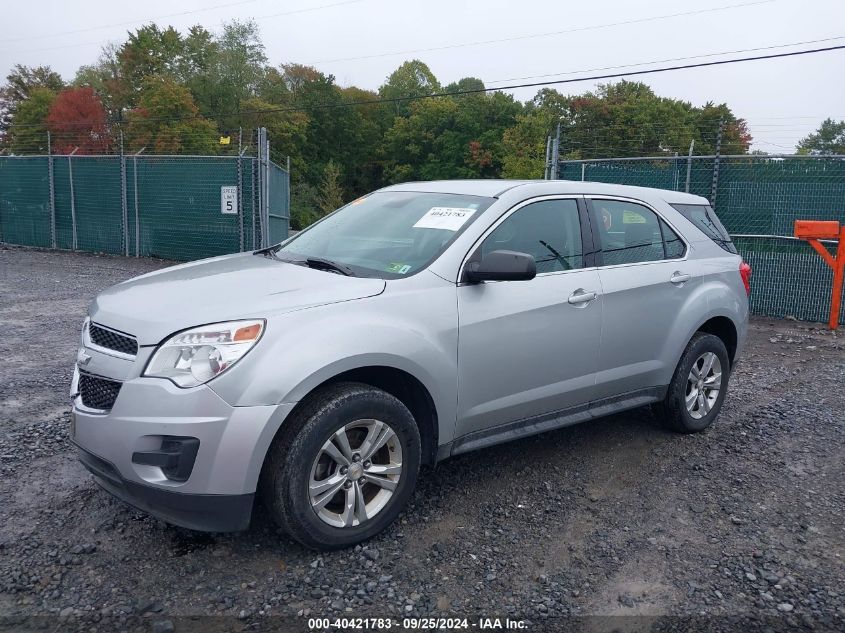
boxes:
[590,199,686,265]
[275,191,495,278]
[480,199,583,273]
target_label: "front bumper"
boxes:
[75,442,254,531]
[70,343,296,530]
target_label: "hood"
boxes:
[89,252,386,345]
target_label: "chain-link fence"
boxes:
[0,130,289,261]
[558,154,845,324]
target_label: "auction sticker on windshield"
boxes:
[413,207,476,231]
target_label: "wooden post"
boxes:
[794,220,845,330]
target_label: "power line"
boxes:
[3,0,366,54]
[7,42,845,129]
[309,0,775,64]
[0,0,263,43]
[485,35,845,85]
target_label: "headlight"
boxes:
[143,320,265,388]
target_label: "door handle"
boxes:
[670,272,691,285]
[568,289,598,305]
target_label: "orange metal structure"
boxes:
[794,220,845,330]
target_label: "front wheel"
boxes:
[262,382,421,550]
[660,332,731,433]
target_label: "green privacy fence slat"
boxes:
[735,236,844,324]
[268,161,290,245]
[0,157,52,247]
[559,155,845,325]
[53,156,124,254]
[0,154,289,262]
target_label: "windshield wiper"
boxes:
[258,249,356,276]
[304,257,356,276]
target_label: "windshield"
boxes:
[274,191,495,278]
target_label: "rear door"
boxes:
[587,197,694,400]
[456,196,603,437]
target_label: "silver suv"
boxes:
[71,180,750,550]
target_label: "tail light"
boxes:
[739,260,752,296]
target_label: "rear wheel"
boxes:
[262,382,420,550]
[660,332,730,433]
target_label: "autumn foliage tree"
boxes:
[46,87,109,154]
[125,76,217,154]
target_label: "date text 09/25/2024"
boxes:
[307,617,529,630]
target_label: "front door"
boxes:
[456,197,603,438]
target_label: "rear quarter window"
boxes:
[671,203,737,254]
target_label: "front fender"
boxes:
[208,281,459,444]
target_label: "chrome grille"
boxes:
[78,371,122,411]
[89,323,138,356]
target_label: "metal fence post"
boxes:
[237,128,244,252]
[286,155,291,239]
[133,148,144,257]
[47,131,56,248]
[543,136,552,180]
[252,151,258,250]
[120,132,129,256]
[685,140,695,193]
[257,127,270,248]
[257,128,264,248]
[68,148,79,250]
[581,163,585,182]
[710,120,724,208]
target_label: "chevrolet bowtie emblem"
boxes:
[77,349,92,366]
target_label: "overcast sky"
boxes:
[2,0,843,152]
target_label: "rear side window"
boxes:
[671,203,737,254]
[660,219,686,259]
[589,199,686,265]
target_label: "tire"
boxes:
[262,382,421,550]
[660,332,731,434]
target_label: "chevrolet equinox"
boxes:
[71,180,750,550]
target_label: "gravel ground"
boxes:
[0,245,843,633]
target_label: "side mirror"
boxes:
[465,250,536,283]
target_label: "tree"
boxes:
[290,180,320,230]
[118,24,185,106]
[797,118,845,155]
[339,86,393,195]
[498,81,751,165]
[6,87,56,154]
[1,65,64,136]
[45,87,110,154]
[277,64,360,188]
[193,20,267,127]
[317,160,344,215]
[694,102,751,155]
[125,76,218,154]
[238,96,309,171]
[379,60,440,116]
[500,109,553,178]
[74,43,126,119]
[443,77,485,94]
[383,90,521,182]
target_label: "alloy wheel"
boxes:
[308,419,403,528]
[685,351,722,420]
